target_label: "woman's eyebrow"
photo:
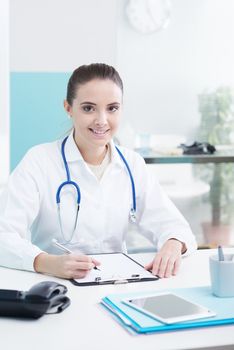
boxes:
[80,101,96,105]
[80,101,121,106]
[107,102,121,106]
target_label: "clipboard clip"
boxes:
[95,274,141,285]
[95,277,128,285]
[114,279,128,285]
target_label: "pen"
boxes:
[52,239,100,270]
[52,239,72,254]
[218,245,225,261]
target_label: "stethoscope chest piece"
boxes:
[129,208,137,223]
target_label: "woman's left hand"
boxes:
[145,239,185,278]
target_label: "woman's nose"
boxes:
[95,111,107,125]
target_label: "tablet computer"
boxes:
[122,292,216,324]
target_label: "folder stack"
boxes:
[101,286,234,334]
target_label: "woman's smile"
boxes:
[88,127,110,138]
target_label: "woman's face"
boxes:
[64,79,122,150]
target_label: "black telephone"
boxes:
[179,141,216,155]
[0,281,71,319]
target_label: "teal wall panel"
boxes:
[10,72,71,170]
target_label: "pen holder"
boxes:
[209,254,234,297]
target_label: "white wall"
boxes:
[9,0,234,150]
[10,0,119,71]
[10,0,234,141]
[116,0,234,141]
[0,0,9,185]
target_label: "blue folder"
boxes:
[101,286,234,334]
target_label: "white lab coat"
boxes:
[0,132,197,271]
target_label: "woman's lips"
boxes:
[88,128,110,138]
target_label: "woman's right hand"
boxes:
[34,252,100,279]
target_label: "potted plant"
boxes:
[196,86,234,246]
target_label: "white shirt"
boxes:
[86,144,111,180]
[0,132,197,271]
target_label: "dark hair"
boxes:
[66,63,123,105]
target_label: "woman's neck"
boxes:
[82,145,108,165]
[74,139,108,165]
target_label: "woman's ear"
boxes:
[64,100,72,116]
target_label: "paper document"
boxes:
[74,253,155,284]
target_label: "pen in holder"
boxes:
[209,246,234,297]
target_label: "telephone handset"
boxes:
[0,281,71,319]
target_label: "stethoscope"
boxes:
[56,136,136,244]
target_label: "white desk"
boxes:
[0,249,234,350]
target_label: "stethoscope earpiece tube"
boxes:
[115,146,136,221]
[56,181,81,205]
[55,137,82,244]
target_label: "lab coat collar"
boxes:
[63,130,124,168]
[109,140,125,168]
[63,130,84,162]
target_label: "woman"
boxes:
[0,63,197,279]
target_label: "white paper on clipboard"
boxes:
[74,253,156,284]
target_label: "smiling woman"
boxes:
[63,65,123,165]
[0,63,197,280]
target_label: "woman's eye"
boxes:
[108,105,119,112]
[82,105,94,112]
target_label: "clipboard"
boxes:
[71,252,159,286]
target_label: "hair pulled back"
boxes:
[66,63,123,105]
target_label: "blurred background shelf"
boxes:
[126,148,234,253]
[136,147,234,164]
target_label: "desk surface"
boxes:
[0,249,234,350]
[135,148,234,164]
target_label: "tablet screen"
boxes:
[126,293,215,323]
